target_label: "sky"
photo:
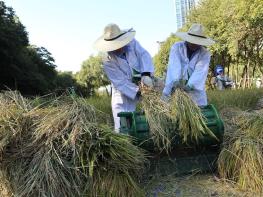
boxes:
[4,0,182,73]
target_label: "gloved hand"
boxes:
[171,81,181,93]
[141,76,153,88]
[136,90,142,100]
[173,81,181,88]
[161,94,170,103]
[225,81,233,85]
[182,85,194,92]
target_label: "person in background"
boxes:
[94,23,154,132]
[214,65,233,90]
[256,77,262,88]
[162,23,215,106]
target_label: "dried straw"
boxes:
[170,89,214,143]
[218,110,263,193]
[141,87,216,152]
[0,91,147,197]
[140,88,173,151]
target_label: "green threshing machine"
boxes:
[118,104,224,175]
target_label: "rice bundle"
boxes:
[170,89,214,143]
[0,91,146,197]
[0,91,33,153]
[140,88,173,151]
[218,110,263,193]
[141,87,215,151]
[80,125,146,197]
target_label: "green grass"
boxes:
[208,88,263,110]
[87,94,111,115]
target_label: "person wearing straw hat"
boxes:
[94,23,154,132]
[162,23,215,106]
[213,65,233,90]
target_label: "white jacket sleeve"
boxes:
[134,40,154,74]
[103,62,139,100]
[163,44,182,96]
[187,52,210,91]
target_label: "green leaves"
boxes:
[76,55,109,96]
[154,0,263,86]
[153,34,180,77]
[0,1,85,96]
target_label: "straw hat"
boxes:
[94,23,136,52]
[175,23,215,46]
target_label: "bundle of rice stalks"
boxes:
[79,125,146,197]
[0,91,33,153]
[218,111,263,193]
[1,92,146,197]
[236,110,263,139]
[169,89,214,143]
[141,88,173,151]
[141,87,215,151]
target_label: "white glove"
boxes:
[141,76,153,88]
[225,81,233,85]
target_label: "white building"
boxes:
[173,0,197,30]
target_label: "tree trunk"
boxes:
[246,60,251,88]
[241,64,247,88]
[236,56,239,87]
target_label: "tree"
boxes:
[153,34,180,77]
[0,1,83,95]
[0,1,29,91]
[0,1,60,95]
[187,0,263,88]
[76,55,109,96]
[153,0,263,88]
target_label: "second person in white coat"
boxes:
[162,24,215,106]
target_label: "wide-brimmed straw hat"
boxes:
[94,23,136,52]
[175,23,215,46]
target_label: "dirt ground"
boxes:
[144,174,261,197]
[1,172,261,197]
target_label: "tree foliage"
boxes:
[153,35,180,77]
[189,0,263,87]
[76,55,109,96]
[154,0,263,88]
[0,1,86,95]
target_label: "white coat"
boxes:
[163,41,211,106]
[103,39,154,131]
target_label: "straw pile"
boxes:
[218,110,263,193]
[0,91,146,197]
[141,87,215,151]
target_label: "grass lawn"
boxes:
[208,88,263,110]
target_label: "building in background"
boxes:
[173,0,197,30]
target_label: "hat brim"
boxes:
[93,31,136,52]
[175,32,215,46]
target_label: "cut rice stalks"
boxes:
[218,110,263,193]
[0,91,147,197]
[0,91,33,153]
[170,89,215,143]
[141,87,216,152]
[140,88,173,151]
